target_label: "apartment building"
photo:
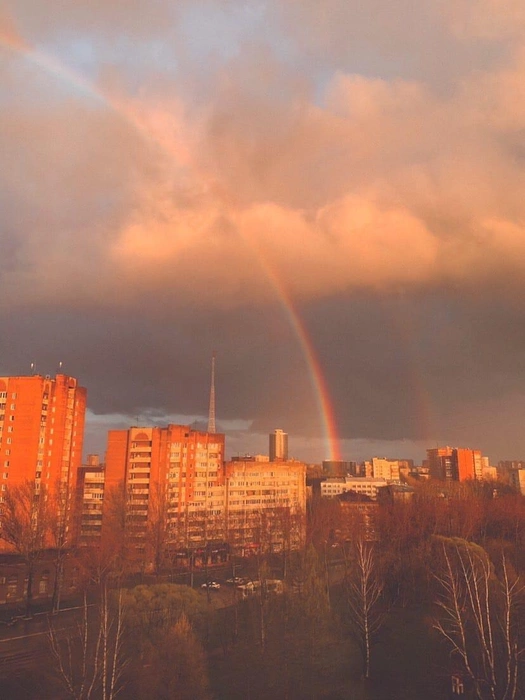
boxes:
[77,455,105,543]
[321,477,388,500]
[371,457,400,481]
[427,447,483,482]
[0,373,87,546]
[105,425,225,549]
[224,459,307,555]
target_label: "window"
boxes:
[7,575,17,597]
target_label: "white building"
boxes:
[321,477,388,501]
[371,458,400,482]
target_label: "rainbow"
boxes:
[0,25,342,460]
[249,250,342,461]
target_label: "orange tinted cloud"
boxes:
[3,0,525,311]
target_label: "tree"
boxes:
[49,481,71,613]
[133,613,211,700]
[433,537,524,700]
[49,585,128,700]
[80,483,139,587]
[145,482,170,575]
[120,583,206,646]
[0,480,51,617]
[345,539,384,679]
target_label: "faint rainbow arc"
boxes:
[247,244,341,461]
[0,33,342,460]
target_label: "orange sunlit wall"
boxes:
[0,374,87,543]
[455,448,476,482]
[104,425,225,525]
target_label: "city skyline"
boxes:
[3,3,525,463]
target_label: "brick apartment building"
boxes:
[0,373,87,547]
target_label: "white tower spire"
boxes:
[208,352,216,433]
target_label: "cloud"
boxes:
[4,1,525,459]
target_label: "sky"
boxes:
[2,1,525,464]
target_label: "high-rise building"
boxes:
[427,447,455,481]
[427,446,483,482]
[269,429,288,461]
[103,425,307,558]
[105,425,225,548]
[0,373,87,543]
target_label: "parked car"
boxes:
[201,581,221,590]
[225,577,244,585]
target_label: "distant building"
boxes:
[427,447,483,482]
[231,454,269,462]
[427,447,455,481]
[322,460,356,477]
[336,491,379,542]
[397,459,414,480]
[377,483,415,504]
[510,469,525,496]
[371,457,400,482]
[321,477,388,501]
[269,429,288,461]
[482,465,498,481]
[0,373,87,547]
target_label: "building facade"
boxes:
[224,459,307,555]
[105,425,225,551]
[77,455,105,543]
[371,457,400,482]
[269,429,288,461]
[427,447,483,482]
[101,426,307,561]
[321,477,388,500]
[0,373,87,546]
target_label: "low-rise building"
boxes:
[321,477,388,501]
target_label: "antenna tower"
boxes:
[208,352,216,433]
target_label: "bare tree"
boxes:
[145,482,170,575]
[433,538,524,700]
[81,482,139,586]
[345,539,384,679]
[0,480,51,617]
[49,481,71,612]
[49,584,128,700]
